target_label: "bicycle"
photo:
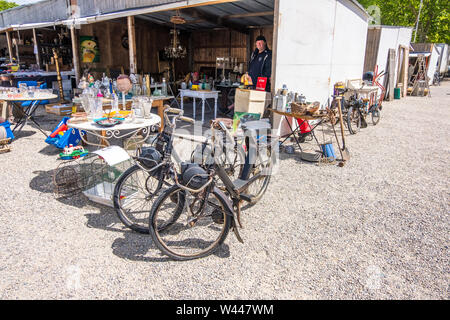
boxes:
[346,92,381,135]
[113,108,248,234]
[148,120,277,260]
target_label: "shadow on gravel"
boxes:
[30,170,55,194]
[111,232,231,262]
[12,130,36,139]
[38,144,61,156]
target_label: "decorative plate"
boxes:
[94,118,123,127]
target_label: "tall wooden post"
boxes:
[402,46,409,97]
[387,48,396,101]
[70,26,81,84]
[53,48,67,103]
[127,16,137,74]
[5,31,13,62]
[32,28,41,69]
[15,31,20,63]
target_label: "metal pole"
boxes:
[413,0,423,43]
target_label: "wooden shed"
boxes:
[363,26,413,98]
[0,0,371,131]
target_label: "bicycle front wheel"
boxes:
[149,185,232,261]
[371,106,381,125]
[113,165,167,234]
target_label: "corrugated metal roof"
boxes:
[137,0,274,31]
[0,0,68,28]
[0,0,368,33]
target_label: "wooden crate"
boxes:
[45,104,73,116]
[234,88,271,115]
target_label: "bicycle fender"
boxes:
[213,187,244,243]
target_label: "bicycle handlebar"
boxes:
[164,106,183,115]
[179,116,195,124]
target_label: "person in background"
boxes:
[248,35,272,92]
[223,35,273,115]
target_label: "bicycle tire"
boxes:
[241,144,272,205]
[113,165,168,234]
[371,106,381,125]
[346,106,361,134]
[149,185,232,261]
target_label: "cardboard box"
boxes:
[234,88,271,115]
[45,104,73,116]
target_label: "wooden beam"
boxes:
[387,48,396,101]
[401,45,409,97]
[70,26,81,84]
[104,22,113,68]
[175,11,274,25]
[224,11,274,20]
[5,31,13,63]
[183,7,249,34]
[32,28,41,69]
[127,16,137,74]
[271,0,280,130]
[271,0,279,96]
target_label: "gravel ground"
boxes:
[0,80,448,300]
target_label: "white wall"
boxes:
[330,0,368,93]
[427,45,440,85]
[373,26,412,90]
[436,44,449,74]
[274,0,368,134]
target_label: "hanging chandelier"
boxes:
[164,11,187,59]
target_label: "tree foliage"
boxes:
[0,1,18,12]
[358,0,449,44]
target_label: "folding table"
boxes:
[269,108,329,162]
[1,93,57,137]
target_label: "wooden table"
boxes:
[179,89,219,123]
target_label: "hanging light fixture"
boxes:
[165,10,187,59]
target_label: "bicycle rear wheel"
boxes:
[371,106,381,125]
[149,185,232,261]
[346,106,361,134]
[113,165,168,234]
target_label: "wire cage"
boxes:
[53,159,83,198]
[79,146,133,207]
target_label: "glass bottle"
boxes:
[161,78,168,96]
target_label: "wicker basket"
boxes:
[0,138,11,154]
[290,102,307,115]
